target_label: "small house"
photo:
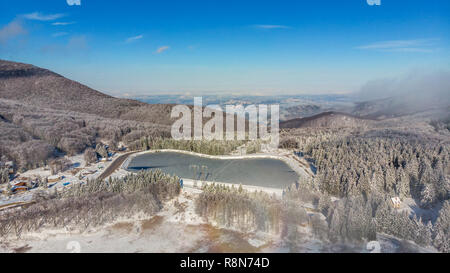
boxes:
[12,186,28,194]
[391,197,402,209]
[14,181,28,187]
[48,175,62,183]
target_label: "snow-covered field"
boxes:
[1,185,435,253]
[0,187,282,253]
[0,149,439,253]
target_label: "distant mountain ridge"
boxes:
[352,96,450,120]
[280,111,373,129]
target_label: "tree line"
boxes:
[0,170,181,239]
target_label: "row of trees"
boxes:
[128,137,245,156]
[285,182,450,253]
[0,170,181,239]
[280,127,449,209]
[194,180,449,252]
[309,136,448,208]
[195,184,284,233]
[0,117,56,170]
[195,184,309,243]
[63,169,181,198]
[246,140,262,154]
[83,143,110,164]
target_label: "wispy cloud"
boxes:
[356,39,438,53]
[155,45,170,54]
[0,19,27,44]
[22,12,65,21]
[52,32,68,37]
[253,24,291,29]
[67,0,81,6]
[52,21,76,26]
[125,34,143,44]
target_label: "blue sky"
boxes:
[0,0,449,96]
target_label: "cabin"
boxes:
[48,175,62,183]
[14,181,28,187]
[12,185,28,194]
[13,179,37,190]
[391,197,402,209]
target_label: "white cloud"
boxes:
[357,70,450,107]
[125,34,143,44]
[23,12,65,21]
[67,0,81,6]
[52,32,68,37]
[0,20,27,44]
[155,45,170,54]
[253,24,291,29]
[52,22,76,26]
[356,39,438,53]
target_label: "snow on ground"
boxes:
[0,186,437,253]
[0,187,281,253]
[0,152,123,208]
[400,198,443,223]
[0,149,440,253]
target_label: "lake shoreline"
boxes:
[121,149,312,191]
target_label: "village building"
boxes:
[391,197,402,209]
[12,185,28,194]
[48,175,62,183]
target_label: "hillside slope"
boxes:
[0,60,174,125]
[0,60,176,169]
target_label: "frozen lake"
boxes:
[125,152,299,189]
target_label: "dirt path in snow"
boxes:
[97,151,137,180]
